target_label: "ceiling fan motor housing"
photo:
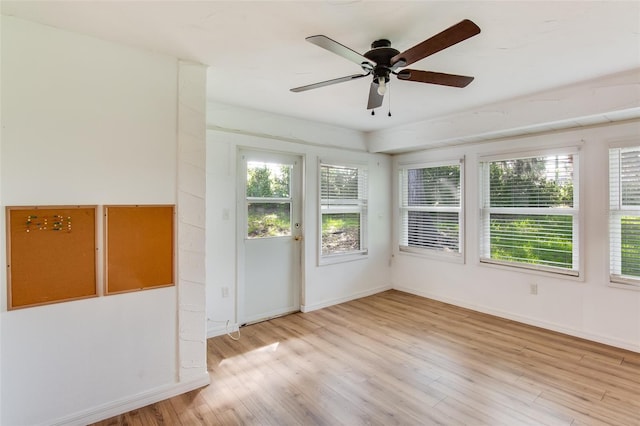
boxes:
[364,39,399,84]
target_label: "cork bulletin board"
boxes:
[104,205,175,295]
[6,206,98,309]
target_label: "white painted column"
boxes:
[177,61,209,383]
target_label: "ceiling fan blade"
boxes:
[367,81,383,109]
[290,73,368,92]
[397,69,474,88]
[306,35,376,67]
[391,19,480,67]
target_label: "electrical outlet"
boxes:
[529,283,538,295]
[221,287,229,298]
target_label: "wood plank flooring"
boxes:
[93,290,640,425]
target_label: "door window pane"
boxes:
[247,162,291,198]
[247,202,291,238]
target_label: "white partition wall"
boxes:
[1,17,207,424]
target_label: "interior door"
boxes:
[239,150,302,325]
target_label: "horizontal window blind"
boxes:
[321,164,365,206]
[489,156,574,208]
[609,147,640,284]
[489,214,573,269]
[621,149,640,206]
[480,153,579,274]
[320,163,368,258]
[399,162,462,255]
[404,211,459,251]
[404,166,461,207]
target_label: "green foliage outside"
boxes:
[621,216,640,277]
[489,158,573,208]
[247,203,290,238]
[246,163,291,238]
[322,213,360,254]
[488,157,575,268]
[246,163,290,198]
[490,214,573,268]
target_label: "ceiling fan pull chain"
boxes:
[388,82,392,117]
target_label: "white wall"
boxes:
[1,17,207,425]
[391,120,640,352]
[368,69,640,153]
[205,103,392,336]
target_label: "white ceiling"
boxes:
[2,1,639,132]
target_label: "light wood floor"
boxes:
[93,290,640,425]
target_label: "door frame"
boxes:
[236,147,305,325]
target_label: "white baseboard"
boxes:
[394,285,640,353]
[301,284,392,313]
[48,373,210,426]
[207,286,393,336]
[208,323,229,338]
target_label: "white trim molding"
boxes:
[48,374,210,426]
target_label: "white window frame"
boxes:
[318,160,368,265]
[398,158,464,261]
[479,148,581,277]
[609,144,640,288]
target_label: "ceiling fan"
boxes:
[290,19,481,110]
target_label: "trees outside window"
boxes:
[246,162,292,238]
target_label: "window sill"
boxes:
[319,251,368,266]
[608,279,640,291]
[398,246,464,264]
[479,258,583,281]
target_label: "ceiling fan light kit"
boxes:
[291,19,481,113]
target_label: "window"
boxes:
[399,160,463,257]
[609,146,640,286]
[246,161,292,238]
[319,162,368,261]
[479,151,579,275]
